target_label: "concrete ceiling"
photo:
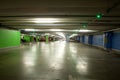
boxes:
[0,0,120,33]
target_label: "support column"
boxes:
[104,31,113,50]
[77,36,80,42]
[46,35,49,43]
[66,34,69,42]
[88,35,93,45]
[82,35,85,43]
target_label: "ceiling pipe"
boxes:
[106,1,120,13]
[103,28,120,32]
[0,15,120,18]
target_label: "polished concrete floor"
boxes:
[0,41,120,80]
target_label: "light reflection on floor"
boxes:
[49,41,66,70]
[23,45,37,75]
[1,41,120,80]
[76,59,88,75]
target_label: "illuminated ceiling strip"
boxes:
[33,18,60,23]
[22,29,96,32]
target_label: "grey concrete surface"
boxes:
[0,41,120,80]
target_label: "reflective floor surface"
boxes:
[0,41,120,80]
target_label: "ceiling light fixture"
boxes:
[34,18,60,23]
[79,29,96,32]
[49,29,63,32]
[22,29,96,33]
[82,23,88,28]
[96,13,103,19]
[24,29,36,31]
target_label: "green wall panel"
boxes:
[23,35,31,42]
[30,36,34,42]
[0,29,20,48]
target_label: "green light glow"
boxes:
[96,13,102,19]
[83,25,87,28]
[82,23,87,28]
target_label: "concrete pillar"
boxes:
[66,34,69,42]
[82,35,85,43]
[104,31,113,50]
[77,36,80,42]
[88,35,93,45]
[46,35,49,43]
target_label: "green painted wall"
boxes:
[0,29,20,48]
[23,35,31,42]
[30,36,34,42]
